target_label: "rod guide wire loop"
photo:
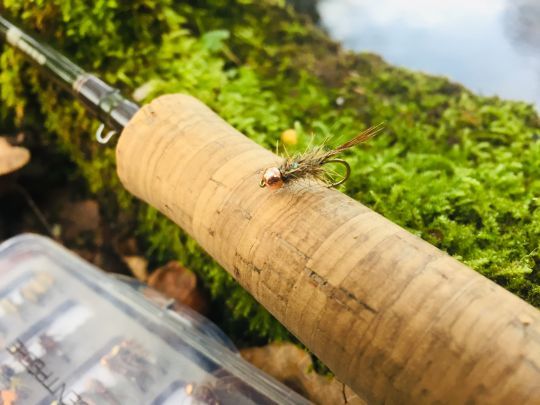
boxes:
[95,123,117,144]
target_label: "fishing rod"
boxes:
[0,15,138,142]
[2,14,540,404]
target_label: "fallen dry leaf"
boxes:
[240,343,365,405]
[115,237,139,256]
[0,137,30,176]
[123,255,149,281]
[55,199,100,242]
[148,261,208,314]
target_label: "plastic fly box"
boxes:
[0,234,310,405]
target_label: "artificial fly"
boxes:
[260,123,383,190]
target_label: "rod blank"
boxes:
[0,15,139,132]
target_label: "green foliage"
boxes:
[1,0,539,348]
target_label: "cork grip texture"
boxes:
[116,94,540,404]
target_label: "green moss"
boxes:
[1,0,539,345]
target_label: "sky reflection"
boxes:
[319,0,540,110]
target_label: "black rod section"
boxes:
[0,15,139,132]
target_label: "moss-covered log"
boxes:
[1,0,539,348]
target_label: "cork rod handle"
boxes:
[116,94,540,404]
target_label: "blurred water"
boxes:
[319,0,540,110]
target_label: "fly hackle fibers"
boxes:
[260,123,383,190]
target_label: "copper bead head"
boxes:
[260,167,284,190]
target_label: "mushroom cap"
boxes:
[0,137,30,176]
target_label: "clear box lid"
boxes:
[0,234,311,405]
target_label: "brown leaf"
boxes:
[56,199,100,242]
[148,261,208,314]
[122,255,149,282]
[0,137,30,176]
[115,237,139,256]
[240,343,365,405]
